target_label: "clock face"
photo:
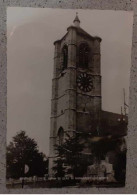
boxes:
[77,73,93,92]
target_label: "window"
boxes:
[79,43,89,68]
[62,45,68,70]
[58,127,64,145]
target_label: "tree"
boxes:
[53,133,89,180]
[63,133,88,179]
[52,145,66,180]
[6,130,47,179]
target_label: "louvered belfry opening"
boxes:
[79,43,89,69]
[62,45,68,70]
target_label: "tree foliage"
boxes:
[53,133,90,179]
[7,130,48,179]
[52,145,66,180]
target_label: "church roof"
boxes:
[54,26,101,45]
[68,26,102,41]
[54,14,101,44]
[100,110,128,137]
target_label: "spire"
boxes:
[73,12,80,27]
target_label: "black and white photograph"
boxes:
[6,8,133,188]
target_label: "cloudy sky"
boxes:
[7,8,133,155]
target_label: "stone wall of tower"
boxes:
[76,35,101,133]
[93,39,101,75]
[55,28,77,136]
[49,21,102,176]
[49,28,77,176]
[49,41,61,176]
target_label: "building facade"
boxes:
[49,14,127,182]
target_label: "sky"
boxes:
[7,8,133,155]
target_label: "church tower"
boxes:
[49,13,102,176]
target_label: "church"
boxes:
[48,13,128,184]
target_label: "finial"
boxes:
[73,12,80,27]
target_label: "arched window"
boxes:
[79,43,89,68]
[58,127,64,145]
[62,45,68,70]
